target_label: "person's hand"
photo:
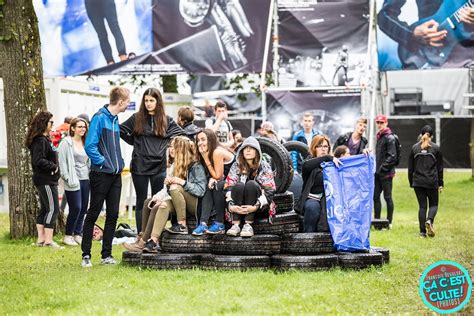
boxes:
[241,205,258,214]
[218,0,254,37]
[208,178,218,189]
[198,144,208,156]
[333,157,343,168]
[362,148,373,155]
[218,111,228,121]
[170,177,186,186]
[438,186,443,193]
[164,176,172,185]
[229,205,244,214]
[459,7,474,25]
[413,20,447,47]
[148,196,162,209]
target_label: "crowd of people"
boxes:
[24,86,444,266]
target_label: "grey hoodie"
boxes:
[236,136,262,164]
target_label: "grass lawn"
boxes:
[0,171,472,315]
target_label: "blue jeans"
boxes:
[65,180,90,235]
[303,198,322,233]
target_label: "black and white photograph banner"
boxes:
[151,0,273,74]
[265,89,362,142]
[277,0,370,88]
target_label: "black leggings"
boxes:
[414,187,439,234]
[132,172,166,234]
[84,0,126,63]
[199,180,226,224]
[36,185,60,229]
[230,180,261,223]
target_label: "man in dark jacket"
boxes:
[81,87,130,268]
[334,117,368,155]
[374,114,397,225]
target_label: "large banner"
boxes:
[277,0,369,87]
[265,89,362,142]
[377,0,474,71]
[152,0,273,74]
[34,0,153,76]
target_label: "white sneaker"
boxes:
[226,224,241,237]
[63,235,78,246]
[240,223,254,237]
[44,241,64,249]
[73,235,82,245]
[100,256,118,265]
[82,256,92,268]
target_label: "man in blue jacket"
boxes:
[81,86,129,268]
[291,112,322,173]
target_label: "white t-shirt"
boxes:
[205,118,233,143]
[304,132,312,145]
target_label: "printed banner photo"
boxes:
[265,89,362,142]
[377,0,474,71]
[151,0,273,74]
[34,0,153,76]
[277,0,369,88]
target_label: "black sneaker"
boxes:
[166,223,188,234]
[143,239,159,253]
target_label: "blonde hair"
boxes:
[172,136,198,179]
[109,86,130,105]
[420,133,431,150]
[309,134,331,157]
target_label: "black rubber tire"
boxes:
[281,233,335,255]
[371,218,390,230]
[274,191,294,214]
[271,254,338,270]
[122,251,141,266]
[337,252,383,269]
[283,141,310,161]
[370,247,390,264]
[139,253,202,269]
[201,254,271,270]
[211,234,280,255]
[287,172,303,211]
[253,212,300,235]
[160,232,213,253]
[257,137,293,194]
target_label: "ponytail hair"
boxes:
[420,133,431,150]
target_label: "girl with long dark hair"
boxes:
[192,129,235,235]
[408,125,443,238]
[25,111,62,248]
[58,117,90,246]
[120,88,184,234]
[224,137,276,237]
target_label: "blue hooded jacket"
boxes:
[85,105,124,174]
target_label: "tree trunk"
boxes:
[0,0,58,238]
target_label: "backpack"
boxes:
[392,133,402,166]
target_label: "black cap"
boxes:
[420,125,433,137]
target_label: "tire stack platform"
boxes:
[123,190,390,271]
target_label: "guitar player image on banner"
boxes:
[377,0,474,70]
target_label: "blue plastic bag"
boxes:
[321,154,375,252]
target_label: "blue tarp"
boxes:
[322,154,375,252]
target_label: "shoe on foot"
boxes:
[73,235,82,245]
[44,241,64,249]
[226,224,241,237]
[419,232,427,238]
[166,223,188,235]
[63,235,78,246]
[143,239,160,253]
[240,223,254,237]
[35,241,44,247]
[81,255,92,268]
[192,223,208,236]
[123,239,145,252]
[100,256,118,265]
[206,222,225,235]
[425,220,435,237]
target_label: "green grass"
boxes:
[0,171,472,315]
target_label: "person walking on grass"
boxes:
[25,111,62,249]
[58,117,90,246]
[408,125,443,238]
[142,137,207,253]
[224,137,276,237]
[120,88,183,235]
[192,129,235,235]
[81,87,129,267]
